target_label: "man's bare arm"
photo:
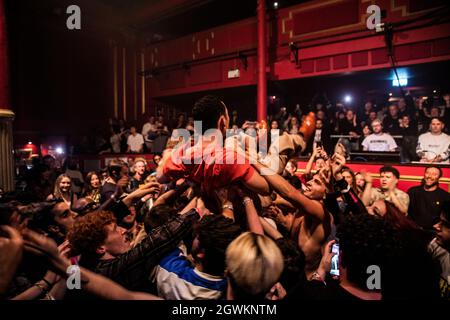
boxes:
[253,163,325,221]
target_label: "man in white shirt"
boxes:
[417,117,450,163]
[127,126,144,153]
[142,116,157,151]
[361,119,397,152]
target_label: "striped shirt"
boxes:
[156,248,226,300]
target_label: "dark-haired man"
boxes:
[408,166,450,231]
[155,214,241,299]
[100,159,129,204]
[362,166,409,214]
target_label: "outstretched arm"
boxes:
[253,162,325,221]
[244,171,272,196]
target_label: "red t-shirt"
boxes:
[163,140,255,192]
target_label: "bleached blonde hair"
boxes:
[226,232,284,299]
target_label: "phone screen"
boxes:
[330,243,340,277]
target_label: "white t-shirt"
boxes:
[127,133,144,152]
[361,133,397,151]
[416,132,450,163]
[142,122,157,141]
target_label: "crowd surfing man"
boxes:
[156,95,312,195]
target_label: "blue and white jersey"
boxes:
[156,248,226,300]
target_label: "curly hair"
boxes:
[68,210,116,259]
[192,95,227,133]
[337,214,399,290]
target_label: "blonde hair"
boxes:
[226,232,284,299]
[54,174,71,199]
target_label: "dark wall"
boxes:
[6,0,115,147]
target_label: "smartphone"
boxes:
[316,140,323,148]
[330,243,340,277]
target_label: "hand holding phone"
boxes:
[330,243,340,277]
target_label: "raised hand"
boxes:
[330,153,346,177]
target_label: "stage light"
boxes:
[56,147,64,154]
[28,141,32,145]
[391,69,408,87]
[389,93,392,96]
[272,95,276,100]
[344,95,352,103]
[433,90,437,93]
[273,2,279,9]
[392,78,407,86]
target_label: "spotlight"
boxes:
[272,95,276,100]
[344,95,352,103]
[28,141,32,145]
[433,90,437,93]
[389,93,392,96]
[56,147,64,155]
[273,2,279,9]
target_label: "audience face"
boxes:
[290,117,298,126]
[369,111,377,121]
[434,213,450,249]
[90,174,101,189]
[316,119,323,129]
[364,102,373,112]
[315,158,325,170]
[122,206,137,228]
[101,223,130,256]
[379,172,397,191]
[153,155,161,165]
[355,173,365,188]
[423,167,440,188]
[316,110,325,120]
[101,171,108,182]
[371,120,382,134]
[304,174,326,200]
[362,125,371,136]
[130,126,137,135]
[401,115,410,127]
[271,121,278,130]
[149,116,155,124]
[430,118,444,134]
[341,171,354,187]
[52,202,77,231]
[389,105,398,117]
[430,107,439,118]
[59,177,71,194]
[346,110,354,121]
[285,162,296,176]
[134,161,146,176]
